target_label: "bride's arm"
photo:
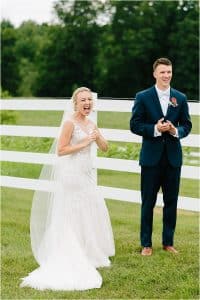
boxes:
[57,121,95,156]
[93,126,108,152]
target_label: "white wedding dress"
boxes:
[20,120,115,291]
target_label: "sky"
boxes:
[1,0,57,27]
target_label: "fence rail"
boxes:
[1,125,199,147]
[1,99,199,212]
[1,175,198,212]
[1,99,200,114]
[1,150,199,180]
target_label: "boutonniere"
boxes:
[169,97,178,107]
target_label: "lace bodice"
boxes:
[56,120,96,176]
[70,121,96,157]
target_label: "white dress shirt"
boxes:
[155,85,170,116]
[154,85,178,138]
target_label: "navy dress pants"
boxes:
[140,149,181,247]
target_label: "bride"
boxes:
[20,87,115,291]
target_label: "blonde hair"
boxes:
[72,87,92,111]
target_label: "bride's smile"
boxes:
[74,91,93,116]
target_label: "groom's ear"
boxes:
[153,71,156,79]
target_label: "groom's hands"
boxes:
[166,120,177,135]
[156,118,177,135]
[156,118,170,132]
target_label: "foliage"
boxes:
[95,0,199,98]
[99,142,140,160]
[1,136,53,153]
[169,1,199,98]
[0,111,18,124]
[34,1,102,97]
[0,88,18,124]
[15,22,51,96]
[1,21,20,95]
[1,88,12,98]
[1,0,199,99]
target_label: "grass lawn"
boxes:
[1,187,199,300]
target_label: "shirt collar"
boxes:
[155,85,170,97]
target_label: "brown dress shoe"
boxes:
[141,247,152,256]
[163,246,178,254]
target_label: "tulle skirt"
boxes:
[20,154,115,291]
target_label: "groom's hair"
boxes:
[153,58,172,71]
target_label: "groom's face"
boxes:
[153,64,172,90]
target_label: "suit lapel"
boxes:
[151,86,164,117]
[166,88,175,118]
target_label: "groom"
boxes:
[130,58,192,256]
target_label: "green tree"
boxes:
[34,0,102,97]
[15,21,50,96]
[169,0,199,100]
[1,20,20,95]
[95,1,156,97]
[1,0,198,99]
[94,0,199,98]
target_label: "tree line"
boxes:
[1,0,199,99]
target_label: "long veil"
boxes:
[30,99,74,265]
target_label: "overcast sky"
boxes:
[1,0,57,27]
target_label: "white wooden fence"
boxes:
[1,98,199,212]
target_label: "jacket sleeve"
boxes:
[177,97,192,139]
[130,93,155,138]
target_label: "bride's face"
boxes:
[75,91,93,116]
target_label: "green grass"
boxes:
[1,187,199,299]
[1,136,53,153]
[4,110,63,127]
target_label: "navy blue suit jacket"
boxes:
[130,86,192,167]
